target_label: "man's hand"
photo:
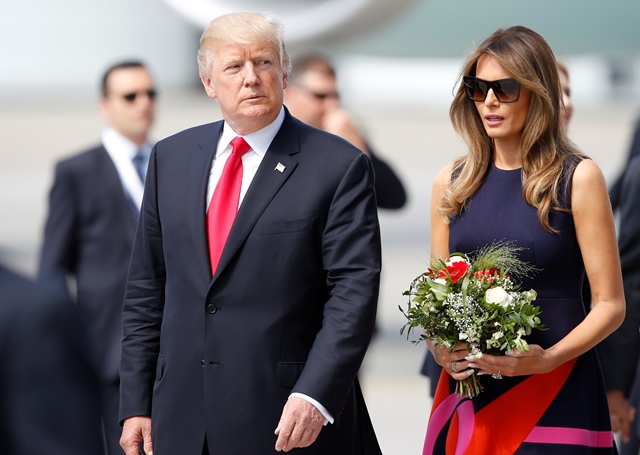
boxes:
[274,396,325,452]
[322,108,370,155]
[121,416,153,455]
[607,390,636,443]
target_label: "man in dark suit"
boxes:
[0,262,103,455]
[119,12,382,455]
[284,53,407,210]
[599,155,640,454]
[610,116,640,211]
[38,60,156,454]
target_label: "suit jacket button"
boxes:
[206,304,217,314]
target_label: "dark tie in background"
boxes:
[132,149,147,184]
[207,137,251,275]
[128,149,147,223]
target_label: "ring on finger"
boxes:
[491,371,502,380]
[451,361,461,373]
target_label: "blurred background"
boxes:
[2,0,640,452]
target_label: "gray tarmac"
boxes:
[1,88,636,453]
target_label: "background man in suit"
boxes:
[119,11,382,455]
[609,117,640,211]
[38,60,156,455]
[0,261,103,455]
[600,155,640,455]
[284,53,407,210]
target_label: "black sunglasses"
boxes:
[295,85,340,101]
[121,89,157,103]
[463,76,521,103]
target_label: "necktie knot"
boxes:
[230,137,251,158]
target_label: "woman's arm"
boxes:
[425,164,476,379]
[430,164,453,262]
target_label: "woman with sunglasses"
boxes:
[423,26,624,454]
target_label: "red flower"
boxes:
[434,257,470,284]
[448,261,469,284]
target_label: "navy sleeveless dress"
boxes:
[423,160,617,454]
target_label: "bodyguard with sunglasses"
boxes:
[285,54,407,210]
[423,26,623,454]
[38,60,157,455]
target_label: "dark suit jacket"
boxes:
[368,148,407,210]
[39,145,136,382]
[600,156,640,395]
[120,110,382,454]
[0,264,103,455]
[610,115,640,210]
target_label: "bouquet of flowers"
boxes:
[401,241,545,398]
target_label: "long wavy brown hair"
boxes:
[441,26,584,233]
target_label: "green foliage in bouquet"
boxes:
[400,241,546,397]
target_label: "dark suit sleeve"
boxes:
[599,156,640,393]
[38,161,79,285]
[368,147,407,210]
[0,265,103,455]
[119,147,166,423]
[610,117,640,210]
[291,152,381,417]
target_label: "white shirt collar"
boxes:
[218,107,285,157]
[101,127,152,159]
[101,127,151,210]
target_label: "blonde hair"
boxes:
[443,26,583,233]
[197,11,291,79]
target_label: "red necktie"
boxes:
[207,137,251,275]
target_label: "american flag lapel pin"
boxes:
[275,162,286,173]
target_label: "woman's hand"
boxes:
[431,342,475,380]
[465,344,555,378]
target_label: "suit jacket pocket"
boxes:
[156,354,166,381]
[262,218,315,235]
[277,361,306,388]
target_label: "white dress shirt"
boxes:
[205,107,333,425]
[102,128,152,210]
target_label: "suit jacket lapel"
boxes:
[187,122,223,283]
[211,113,300,283]
[97,146,137,234]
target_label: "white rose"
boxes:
[485,286,512,308]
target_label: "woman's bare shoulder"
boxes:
[572,158,606,192]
